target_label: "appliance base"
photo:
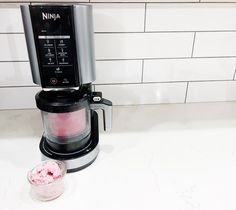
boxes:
[39,111,99,173]
[41,145,99,172]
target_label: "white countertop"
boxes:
[1,102,236,210]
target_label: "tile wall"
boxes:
[1,2,236,109]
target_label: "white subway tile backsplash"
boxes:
[0,34,28,61]
[93,4,145,32]
[1,3,236,108]
[0,8,23,33]
[193,32,236,57]
[146,4,236,32]
[143,58,236,82]
[0,87,40,110]
[95,83,187,105]
[95,60,142,84]
[187,81,236,103]
[0,62,33,86]
[95,33,194,59]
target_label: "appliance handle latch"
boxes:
[90,92,113,132]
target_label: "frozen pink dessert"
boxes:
[28,161,66,201]
[29,161,62,185]
[48,108,86,138]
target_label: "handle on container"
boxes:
[90,92,112,131]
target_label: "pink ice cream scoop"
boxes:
[28,160,66,201]
[29,161,62,185]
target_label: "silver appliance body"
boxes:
[20,4,112,172]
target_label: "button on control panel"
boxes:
[50,78,58,85]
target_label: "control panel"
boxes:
[29,5,79,88]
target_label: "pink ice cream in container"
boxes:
[27,160,66,201]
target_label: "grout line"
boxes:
[0,60,29,63]
[96,56,236,61]
[184,82,189,103]
[12,2,236,4]
[94,30,236,34]
[0,1,194,3]
[0,85,37,88]
[2,101,236,110]
[0,32,24,34]
[141,59,144,83]
[233,68,236,80]
[97,58,177,61]
[2,1,236,4]
[3,31,236,35]
[1,79,236,89]
[143,3,147,32]
[1,56,236,63]
[92,1,236,3]
[94,79,236,86]
[191,32,196,57]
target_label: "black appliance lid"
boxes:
[35,89,89,113]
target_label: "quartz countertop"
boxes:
[1,102,236,210]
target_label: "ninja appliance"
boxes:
[21,4,112,172]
